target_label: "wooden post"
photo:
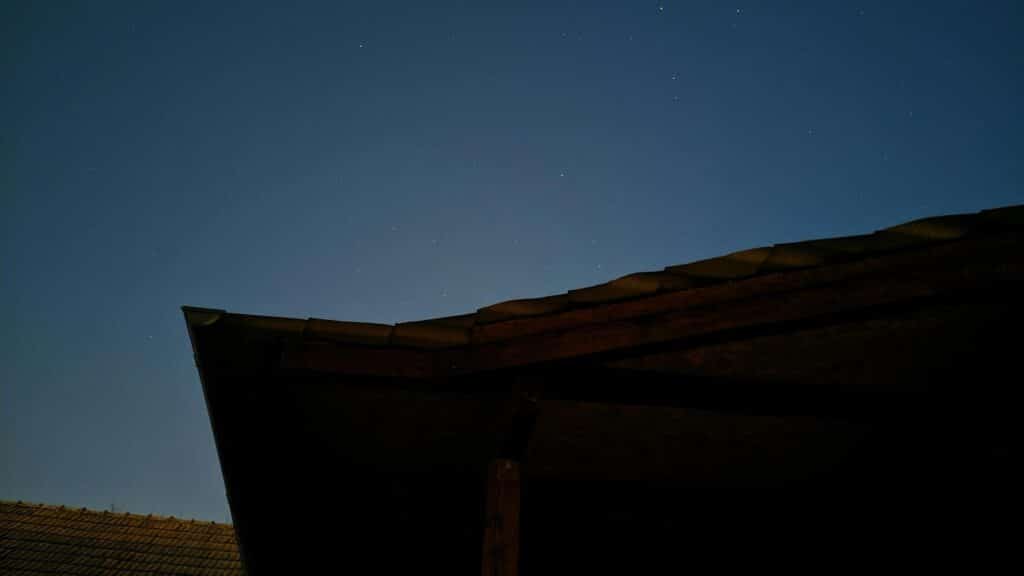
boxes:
[482,458,520,576]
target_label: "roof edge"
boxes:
[182,306,226,330]
[0,499,234,526]
[179,204,1023,353]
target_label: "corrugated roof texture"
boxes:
[0,501,243,576]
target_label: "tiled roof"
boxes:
[184,203,1024,350]
[0,501,243,576]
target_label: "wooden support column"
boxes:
[483,458,520,576]
[483,385,538,576]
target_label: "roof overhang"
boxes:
[184,205,1023,573]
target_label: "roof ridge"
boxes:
[0,499,232,527]
[184,203,1024,349]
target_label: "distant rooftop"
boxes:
[0,501,242,576]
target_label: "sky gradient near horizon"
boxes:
[2,1,1022,522]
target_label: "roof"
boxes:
[181,204,1023,573]
[184,203,1024,355]
[0,501,243,576]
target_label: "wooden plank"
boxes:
[444,232,1022,374]
[468,232,1019,345]
[273,231,1020,379]
[482,459,520,576]
[279,340,435,379]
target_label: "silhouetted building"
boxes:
[185,205,1020,574]
[0,501,242,575]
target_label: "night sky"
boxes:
[2,1,1021,522]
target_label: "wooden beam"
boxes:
[444,233,1022,374]
[272,231,1020,380]
[482,459,520,576]
[279,340,436,379]
[468,232,1018,345]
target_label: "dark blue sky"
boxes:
[2,0,1021,521]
